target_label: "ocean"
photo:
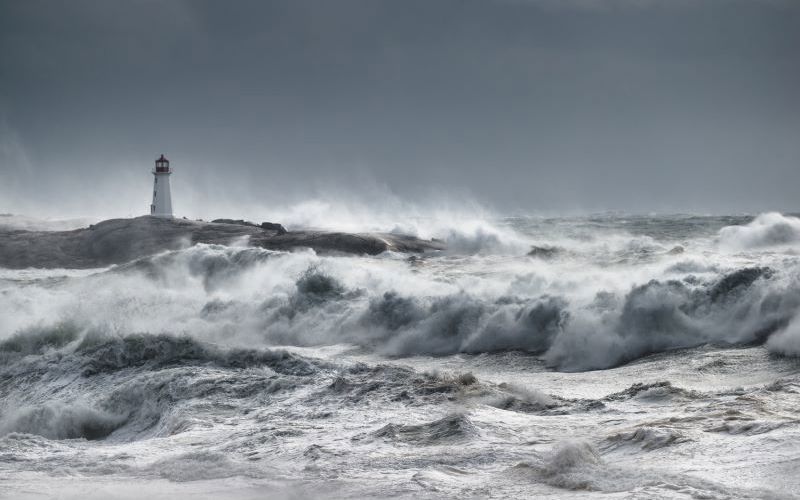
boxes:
[1,212,799,499]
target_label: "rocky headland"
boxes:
[0,216,445,269]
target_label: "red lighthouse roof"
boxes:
[156,154,168,163]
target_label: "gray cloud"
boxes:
[1,0,798,218]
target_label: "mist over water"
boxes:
[2,210,800,498]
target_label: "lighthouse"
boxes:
[150,154,173,218]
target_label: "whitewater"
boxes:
[1,212,800,499]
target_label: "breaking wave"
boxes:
[0,403,127,440]
[765,311,800,357]
[365,414,478,445]
[2,213,800,375]
[605,426,688,451]
[718,212,800,251]
[0,332,332,442]
[511,440,744,496]
[3,212,799,498]
[258,264,799,371]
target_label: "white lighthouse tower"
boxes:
[150,154,173,218]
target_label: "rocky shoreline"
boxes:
[0,216,445,269]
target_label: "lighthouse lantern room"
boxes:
[150,154,173,218]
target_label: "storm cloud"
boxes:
[1,0,798,219]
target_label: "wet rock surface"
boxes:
[0,216,444,269]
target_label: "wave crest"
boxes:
[0,403,126,440]
[77,333,324,376]
[718,212,800,250]
[365,414,478,445]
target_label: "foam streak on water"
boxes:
[1,213,800,499]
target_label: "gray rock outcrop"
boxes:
[0,216,444,269]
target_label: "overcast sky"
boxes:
[1,0,798,219]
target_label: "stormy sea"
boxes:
[2,212,800,499]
